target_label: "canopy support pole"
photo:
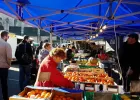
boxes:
[54,27,71,32]
[50,25,53,46]
[25,11,60,21]
[107,20,140,28]
[50,32,53,46]
[24,7,40,28]
[21,22,24,36]
[37,28,40,42]
[4,1,22,20]
[43,19,97,29]
[4,18,9,32]
[115,11,140,19]
[111,0,123,19]
[60,37,62,46]
[122,1,140,5]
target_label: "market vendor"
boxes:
[63,60,79,72]
[97,49,108,60]
[86,57,99,66]
[35,48,74,88]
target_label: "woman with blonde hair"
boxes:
[38,42,51,63]
[35,48,74,88]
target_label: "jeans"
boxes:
[19,65,31,91]
[0,68,8,100]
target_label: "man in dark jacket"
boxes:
[119,34,140,92]
[66,46,76,61]
[15,35,33,91]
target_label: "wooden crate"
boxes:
[51,90,83,100]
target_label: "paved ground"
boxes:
[0,64,20,100]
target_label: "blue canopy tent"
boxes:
[0,0,140,41]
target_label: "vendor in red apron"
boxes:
[35,48,74,88]
[97,49,108,60]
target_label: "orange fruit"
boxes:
[35,94,40,99]
[41,91,47,98]
[38,90,43,94]
[34,89,39,94]
[44,92,51,98]
[55,95,59,98]
[27,90,35,97]
[53,98,57,100]
[62,97,66,100]
[60,96,64,98]
[42,90,47,93]
[30,95,36,98]
[66,97,71,100]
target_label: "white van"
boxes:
[7,33,17,61]
[7,33,34,61]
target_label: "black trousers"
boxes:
[0,68,8,100]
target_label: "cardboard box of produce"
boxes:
[51,90,83,100]
[9,86,53,100]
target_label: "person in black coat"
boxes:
[119,34,140,92]
[15,35,33,91]
[36,41,43,57]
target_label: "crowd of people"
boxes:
[0,30,140,100]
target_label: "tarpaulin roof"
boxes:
[0,0,140,40]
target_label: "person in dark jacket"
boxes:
[15,35,33,91]
[66,46,76,61]
[119,34,140,92]
[36,41,43,57]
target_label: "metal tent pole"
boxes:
[37,28,40,42]
[60,37,62,46]
[50,25,53,46]
[21,22,24,36]
[4,18,9,32]
[50,32,53,46]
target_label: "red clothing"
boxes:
[98,54,108,60]
[35,55,74,88]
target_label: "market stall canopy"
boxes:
[0,0,140,40]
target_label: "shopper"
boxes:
[0,31,12,100]
[15,35,33,91]
[66,46,76,61]
[35,48,74,88]
[36,41,43,57]
[119,33,140,92]
[38,42,51,63]
[90,43,98,57]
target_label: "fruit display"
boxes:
[64,71,114,85]
[19,89,51,99]
[76,59,87,65]
[86,57,99,66]
[53,95,74,100]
